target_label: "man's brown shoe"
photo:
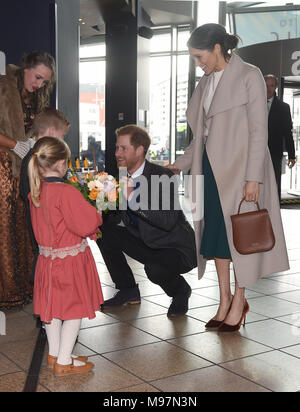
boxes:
[54,359,94,376]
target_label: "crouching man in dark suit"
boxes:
[264,74,296,201]
[97,125,197,317]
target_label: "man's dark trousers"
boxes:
[97,222,190,297]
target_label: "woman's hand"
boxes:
[165,164,181,175]
[243,181,259,203]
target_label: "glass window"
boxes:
[176,55,190,158]
[150,33,172,53]
[80,43,106,58]
[235,10,300,47]
[79,59,105,171]
[177,30,190,51]
[282,87,300,193]
[148,56,171,164]
[149,28,191,165]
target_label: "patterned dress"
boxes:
[0,92,36,309]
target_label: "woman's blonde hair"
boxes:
[17,51,56,112]
[28,136,71,207]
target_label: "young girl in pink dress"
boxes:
[28,136,103,376]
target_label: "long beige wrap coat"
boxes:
[174,53,289,287]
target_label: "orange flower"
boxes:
[69,175,78,183]
[89,188,99,200]
[84,172,94,181]
[107,190,118,203]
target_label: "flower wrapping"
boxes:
[66,170,122,237]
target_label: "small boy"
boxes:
[19,108,70,201]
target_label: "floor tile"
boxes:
[281,344,300,358]
[128,314,206,340]
[281,260,300,275]
[273,290,300,305]
[152,365,269,392]
[0,371,48,392]
[247,295,300,318]
[0,312,38,345]
[193,285,262,300]
[182,274,218,289]
[114,383,160,392]
[104,341,212,381]
[0,353,21,376]
[0,338,37,372]
[78,323,160,354]
[168,332,272,364]
[247,278,300,295]
[269,273,300,287]
[101,300,167,321]
[275,312,300,328]
[239,319,300,348]
[144,292,218,310]
[222,350,300,392]
[287,249,300,261]
[2,207,300,393]
[80,311,119,329]
[137,281,166,297]
[39,355,142,392]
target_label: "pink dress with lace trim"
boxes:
[29,182,104,323]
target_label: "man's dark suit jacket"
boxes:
[108,160,197,272]
[268,95,295,160]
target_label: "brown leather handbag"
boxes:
[231,200,275,255]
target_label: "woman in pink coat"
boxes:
[28,136,103,376]
[170,24,289,332]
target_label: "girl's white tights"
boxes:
[45,318,84,366]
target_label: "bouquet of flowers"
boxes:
[67,170,121,214]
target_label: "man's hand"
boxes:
[243,181,259,203]
[288,158,296,168]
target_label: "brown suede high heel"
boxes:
[205,297,233,329]
[218,300,250,332]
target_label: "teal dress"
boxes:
[200,147,231,259]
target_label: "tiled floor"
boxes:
[1,206,300,392]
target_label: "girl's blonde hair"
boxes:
[28,136,71,207]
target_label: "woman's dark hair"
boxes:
[17,51,56,113]
[187,23,239,60]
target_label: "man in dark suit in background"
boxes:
[97,125,197,317]
[264,74,296,201]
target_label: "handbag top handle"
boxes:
[237,199,260,214]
